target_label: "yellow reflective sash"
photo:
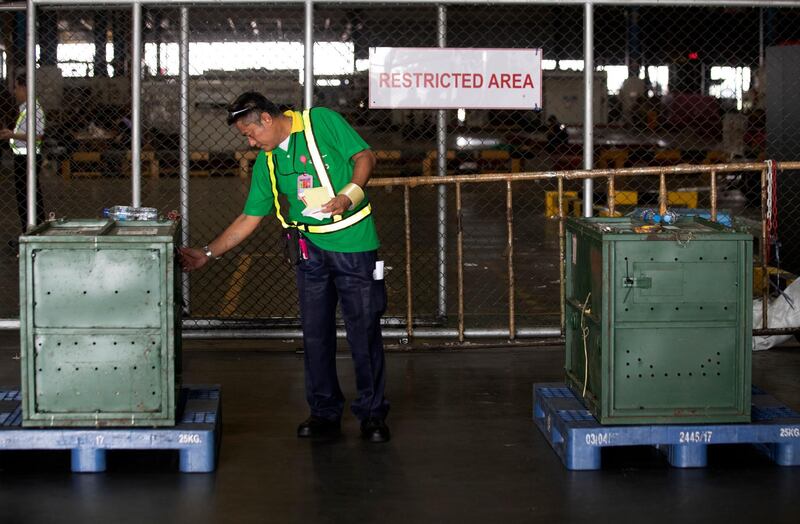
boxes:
[9,100,43,156]
[264,109,371,234]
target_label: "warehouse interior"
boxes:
[1,2,799,523]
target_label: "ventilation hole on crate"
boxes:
[701,364,705,368]
[626,350,630,354]
[151,365,156,370]
[677,373,681,377]
[638,374,642,378]
[637,358,642,362]
[75,367,79,371]
[650,257,654,261]
[56,342,61,346]
[625,308,628,311]
[724,306,728,310]
[717,361,721,365]
[152,391,156,396]
[702,373,707,376]
[650,307,654,311]
[716,351,720,355]
[82,291,87,295]
[699,306,703,310]
[92,342,96,346]
[724,256,728,260]
[113,342,117,346]
[133,366,137,370]
[151,341,156,345]
[94,367,98,371]
[114,290,118,294]
[651,374,655,378]
[708,358,712,362]
[131,341,135,345]
[664,373,669,377]
[717,372,721,376]
[46,291,50,295]
[57,367,61,371]
[674,257,678,261]
[626,362,630,366]
[146,290,151,294]
[689,372,693,376]
[675,307,680,311]
[113,366,118,370]
[37,368,42,372]
[626,375,630,379]
[699,257,703,260]
[73,342,78,345]
[649,365,654,368]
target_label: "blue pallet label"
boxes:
[583,431,618,446]
[778,427,800,439]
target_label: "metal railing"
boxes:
[360,161,800,340]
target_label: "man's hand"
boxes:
[179,247,210,272]
[321,194,352,216]
[0,129,12,140]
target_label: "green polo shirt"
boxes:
[243,107,379,252]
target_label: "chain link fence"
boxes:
[1,2,799,338]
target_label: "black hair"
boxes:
[15,73,26,87]
[226,92,280,126]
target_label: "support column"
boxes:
[582,2,594,218]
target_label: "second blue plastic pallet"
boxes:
[533,383,800,470]
[0,385,221,473]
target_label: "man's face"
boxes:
[14,83,25,104]
[235,113,280,151]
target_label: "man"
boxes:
[619,63,646,127]
[0,73,46,234]
[180,92,390,443]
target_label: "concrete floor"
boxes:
[0,333,798,524]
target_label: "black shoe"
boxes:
[297,416,341,439]
[360,417,391,443]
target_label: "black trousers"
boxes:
[295,241,390,422]
[13,154,45,232]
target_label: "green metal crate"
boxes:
[564,216,752,424]
[19,219,182,427]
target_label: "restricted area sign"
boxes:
[369,47,542,110]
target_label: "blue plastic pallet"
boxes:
[533,383,800,470]
[0,385,221,473]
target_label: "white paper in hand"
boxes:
[301,187,334,220]
[303,187,332,209]
[302,207,332,220]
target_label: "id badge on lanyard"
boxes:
[297,173,313,201]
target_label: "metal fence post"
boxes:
[759,7,764,69]
[25,0,36,229]
[583,1,594,218]
[131,1,142,207]
[180,6,191,313]
[305,0,313,109]
[436,3,448,319]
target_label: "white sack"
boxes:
[752,278,800,351]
